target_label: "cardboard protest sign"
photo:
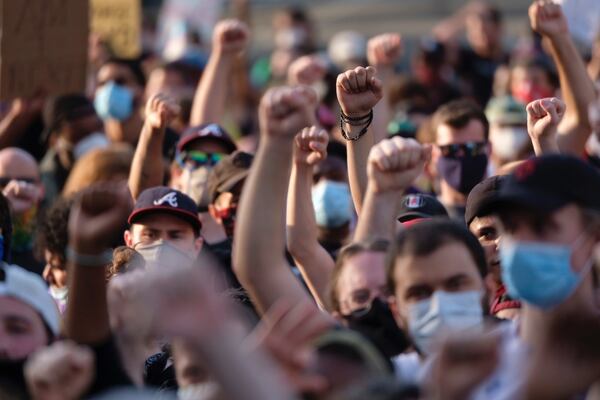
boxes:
[0,0,89,100]
[90,0,142,59]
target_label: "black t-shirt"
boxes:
[456,46,508,107]
[87,335,133,397]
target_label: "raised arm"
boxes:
[189,19,249,126]
[529,1,596,155]
[286,126,335,310]
[65,185,132,344]
[354,137,431,242]
[128,94,179,200]
[336,67,383,214]
[526,97,564,156]
[232,86,319,314]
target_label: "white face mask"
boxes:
[490,127,530,161]
[178,381,220,400]
[407,290,484,356]
[135,240,196,270]
[73,132,110,160]
[182,166,212,209]
[49,286,68,313]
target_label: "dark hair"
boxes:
[161,61,202,87]
[387,219,487,291]
[510,56,559,89]
[103,57,146,87]
[432,99,490,141]
[330,239,389,312]
[0,193,11,262]
[35,197,73,262]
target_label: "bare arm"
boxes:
[529,1,596,155]
[128,94,179,200]
[286,127,335,310]
[189,19,249,126]
[232,86,319,315]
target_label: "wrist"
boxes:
[66,246,112,267]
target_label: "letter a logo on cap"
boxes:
[153,192,178,207]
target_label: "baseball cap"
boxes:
[397,194,448,224]
[0,263,60,336]
[485,96,527,126]
[481,155,600,215]
[177,123,237,154]
[128,187,201,232]
[465,175,507,226]
[207,151,254,203]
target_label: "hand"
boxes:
[336,66,383,118]
[213,19,250,56]
[25,341,95,400]
[294,126,328,166]
[367,137,431,193]
[259,86,317,140]
[145,93,180,130]
[2,180,42,214]
[526,97,565,142]
[529,1,569,39]
[68,184,132,255]
[245,301,334,394]
[367,33,402,69]
[287,55,327,86]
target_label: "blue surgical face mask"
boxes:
[94,81,134,122]
[500,234,594,310]
[311,180,352,228]
[408,290,484,355]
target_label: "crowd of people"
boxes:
[1,0,600,399]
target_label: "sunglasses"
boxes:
[438,141,487,158]
[176,151,225,169]
[0,177,36,188]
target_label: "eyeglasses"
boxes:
[176,151,225,169]
[438,142,487,158]
[0,177,36,188]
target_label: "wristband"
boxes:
[341,109,372,124]
[66,246,113,267]
[340,110,373,141]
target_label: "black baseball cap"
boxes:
[177,123,237,154]
[207,151,253,203]
[465,175,507,226]
[128,187,201,232]
[481,155,600,215]
[397,194,449,225]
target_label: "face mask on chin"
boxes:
[342,298,410,358]
[135,240,196,270]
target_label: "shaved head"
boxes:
[0,148,39,181]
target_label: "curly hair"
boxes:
[35,197,73,262]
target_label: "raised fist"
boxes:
[2,180,42,214]
[294,126,329,166]
[145,93,180,130]
[259,86,317,139]
[529,1,568,39]
[25,341,95,400]
[367,137,431,193]
[367,33,402,68]
[526,97,565,141]
[287,55,327,86]
[336,66,383,118]
[213,19,250,56]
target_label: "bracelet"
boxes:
[66,247,113,267]
[340,110,373,141]
[341,109,373,125]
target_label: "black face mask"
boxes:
[437,154,488,195]
[0,358,28,399]
[342,298,410,358]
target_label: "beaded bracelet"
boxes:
[340,110,373,141]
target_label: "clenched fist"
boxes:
[287,55,327,86]
[529,1,569,39]
[526,97,565,141]
[213,19,250,56]
[367,137,431,193]
[367,33,402,68]
[336,66,383,118]
[144,93,180,130]
[2,180,42,214]
[259,86,317,139]
[294,126,329,166]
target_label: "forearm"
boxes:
[548,34,596,154]
[531,135,560,156]
[354,185,401,242]
[286,163,334,308]
[233,139,309,313]
[190,53,234,125]
[347,126,375,214]
[372,69,393,144]
[128,124,165,200]
[0,110,33,149]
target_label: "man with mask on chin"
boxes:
[0,263,60,399]
[430,99,491,220]
[124,186,203,270]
